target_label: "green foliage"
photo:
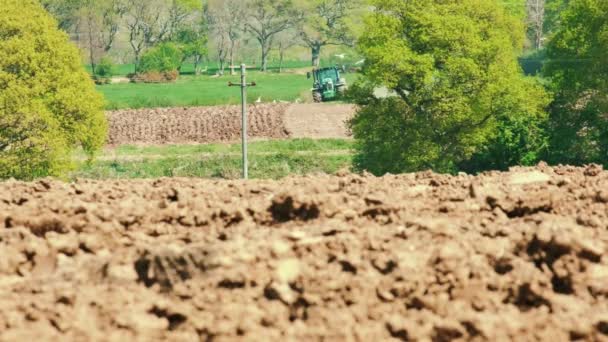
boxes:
[499,0,527,19]
[545,0,571,36]
[95,57,116,77]
[40,0,81,30]
[174,27,208,63]
[296,0,363,65]
[544,0,608,165]
[460,78,551,172]
[350,0,549,175]
[0,0,107,180]
[139,43,184,73]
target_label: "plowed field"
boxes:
[1,164,607,340]
[107,104,356,145]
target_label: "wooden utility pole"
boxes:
[228,64,256,179]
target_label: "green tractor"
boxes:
[307,66,347,102]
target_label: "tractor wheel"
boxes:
[313,91,323,103]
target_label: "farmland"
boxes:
[3,164,608,340]
[96,64,359,110]
[3,0,608,341]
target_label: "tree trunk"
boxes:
[279,50,284,73]
[229,40,236,75]
[133,53,140,73]
[194,55,201,75]
[86,12,97,75]
[230,54,235,75]
[260,39,270,72]
[311,43,322,67]
[535,28,542,49]
[89,48,97,76]
[219,58,225,75]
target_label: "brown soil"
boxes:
[107,104,290,145]
[284,103,356,139]
[1,164,607,341]
[107,103,356,145]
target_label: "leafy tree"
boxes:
[545,0,570,36]
[246,0,302,72]
[501,0,528,18]
[297,0,361,67]
[350,0,548,174]
[208,0,247,75]
[139,42,184,73]
[40,0,81,31]
[0,0,107,179]
[124,0,201,72]
[77,0,126,74]
[460,79,550,172]
[175,26,209,75]
[544,0,608,165]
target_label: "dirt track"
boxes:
[107,103,356,145]
[1,164,608,340]
[284,103,355,139]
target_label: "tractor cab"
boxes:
[307,66,347,102]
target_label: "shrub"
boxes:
[95,57,116,77]
[0,0,107,180]
[95,57,116,79]
[131,70,179,84]
[138,43,183,74]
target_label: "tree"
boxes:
[527,0,546,49]
[124,0,167,72]
[175,24,209,75]
[350,0,549,174]
[0,0,107,179]
[501,0,528,18]
[246,0,302,72]
[40,0,81,31]
[77,0,126,74]
[297,0,360,67]
[544,0,570,36]
[166,0,202,40]
[459,80,550,172]
[544,0,608,165]
[124,0,200,72]
[139,42,184,73]
[207,0,247,75]
[275,30,300,73]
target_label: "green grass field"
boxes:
[95,62,359,110]
[73,139,355,180]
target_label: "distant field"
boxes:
[73,138,355,179]
[100,72,305,109]
[91,59,360,109]
[99,71,358,110]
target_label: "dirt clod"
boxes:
[1,165,607,340]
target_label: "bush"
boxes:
[0,0,107,180]
[138,43,183,74]
[131,70,179,84]
[95,57,116,78]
